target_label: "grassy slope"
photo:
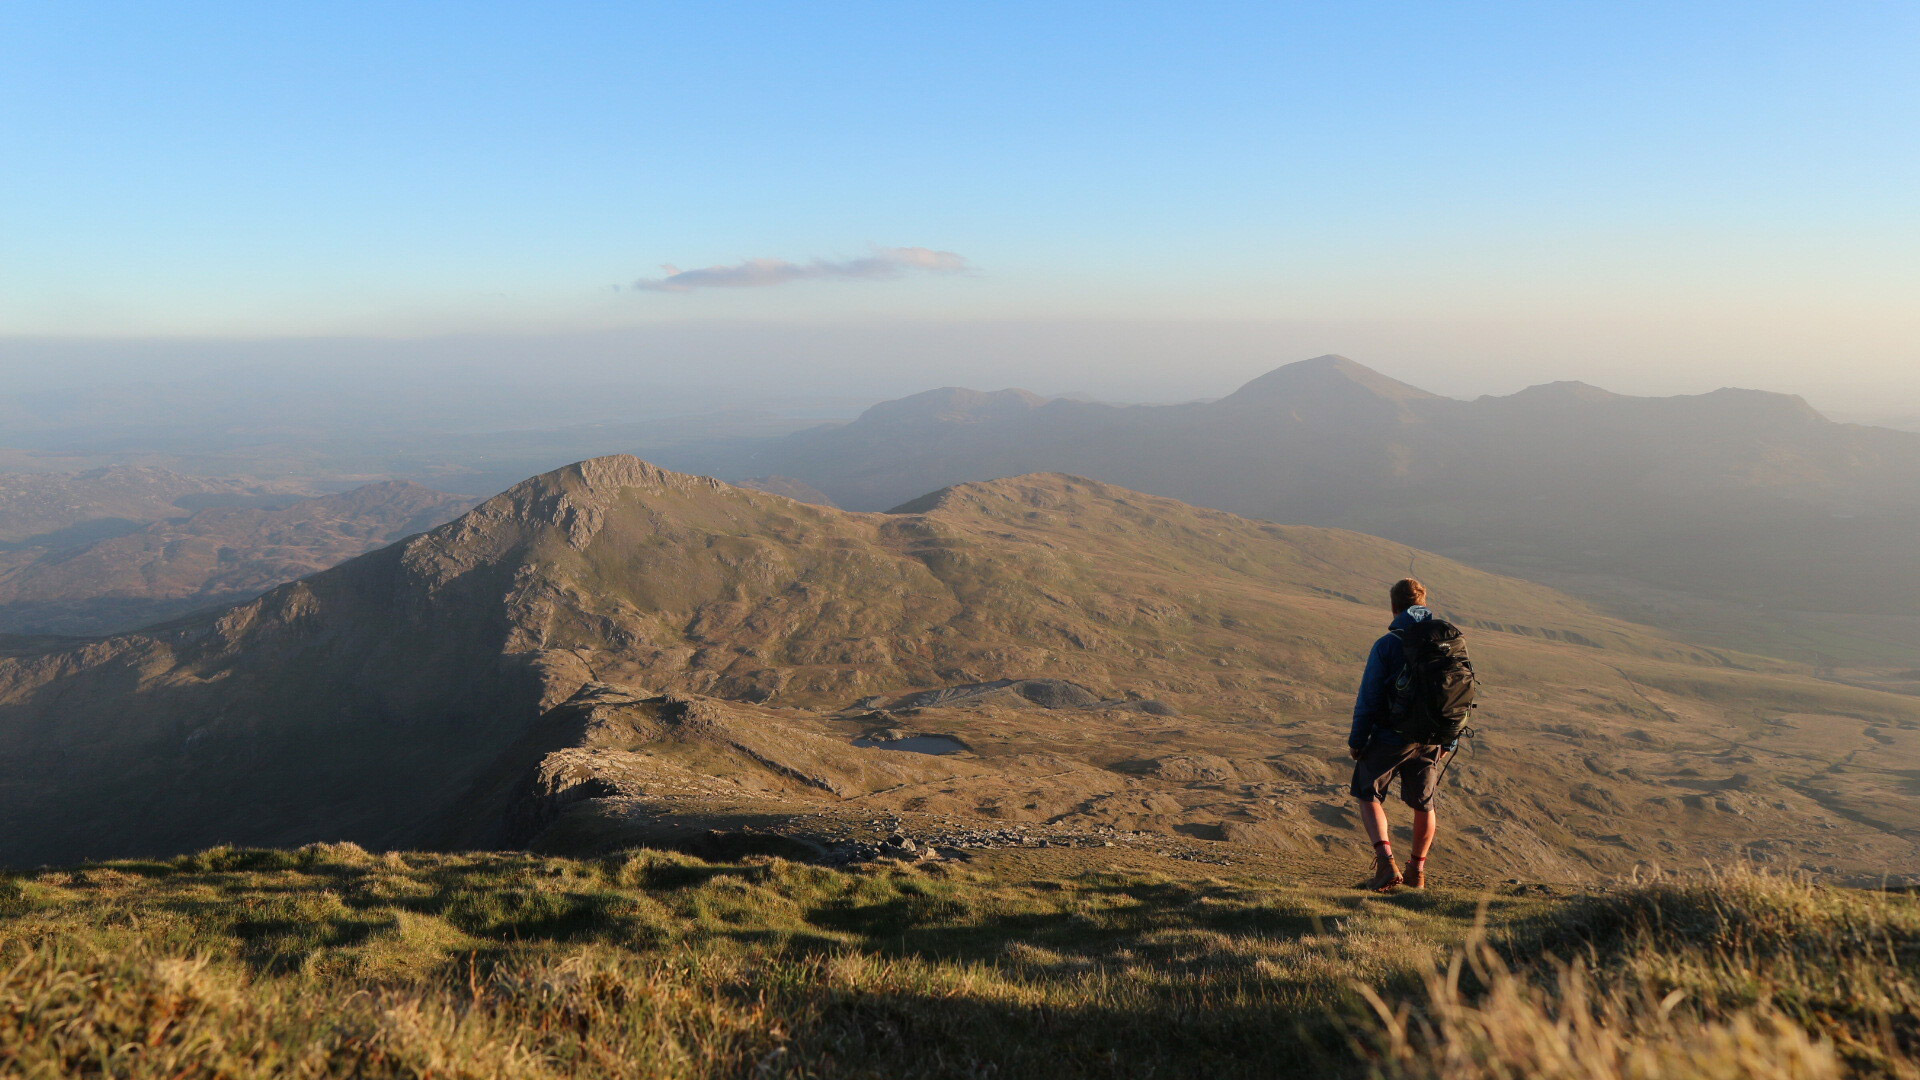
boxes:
[516,467,1754,711]
[538,472,1920,880]
[2,845,1914,1079]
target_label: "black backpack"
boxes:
[1387,619,1478,744]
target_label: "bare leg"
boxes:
[1411,808,1437,859]
[1359,798,1391,846]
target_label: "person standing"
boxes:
[1347,577,1475,891]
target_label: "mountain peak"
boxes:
[1219,355,1438,412]
[884,471,1105,515]
[858,387,1051,426]
[1691,387,1827,425]
[1502,380,1625,404]
[406,456,730,561]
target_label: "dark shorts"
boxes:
[1350,741,1448,811]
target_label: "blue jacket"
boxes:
[1349,605,1433,750]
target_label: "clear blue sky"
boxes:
[3,2,1916,407]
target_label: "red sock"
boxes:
[1373,840,1394,860]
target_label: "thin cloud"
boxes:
[631,246,971,292]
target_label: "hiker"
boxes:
[1348,577,1476,891]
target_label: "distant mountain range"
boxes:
[0,479,474,634]
[3,457,1913,880]
[673,356,1920,665]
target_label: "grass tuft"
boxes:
[1368,869,1920,1080]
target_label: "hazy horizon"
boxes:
[5,3,1917,424]
[5,320,1919,427]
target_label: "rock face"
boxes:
[0,455,1916,884]
[0,480,474,634]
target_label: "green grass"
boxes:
[0,846,1913,1079]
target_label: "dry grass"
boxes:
[0,849,1912,1078]
[1367,870,1920,1080]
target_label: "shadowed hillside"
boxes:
[1,457,1915,882]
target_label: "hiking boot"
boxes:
[1403,861,1426,889]
[1365,855,1402,892]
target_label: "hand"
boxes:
[1348,745,1364,760]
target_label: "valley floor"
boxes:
[1,845,1914,1079]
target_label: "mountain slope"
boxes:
[680,356,1920,664]
[1,457,1913,880]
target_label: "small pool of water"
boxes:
[853,735,969,756]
